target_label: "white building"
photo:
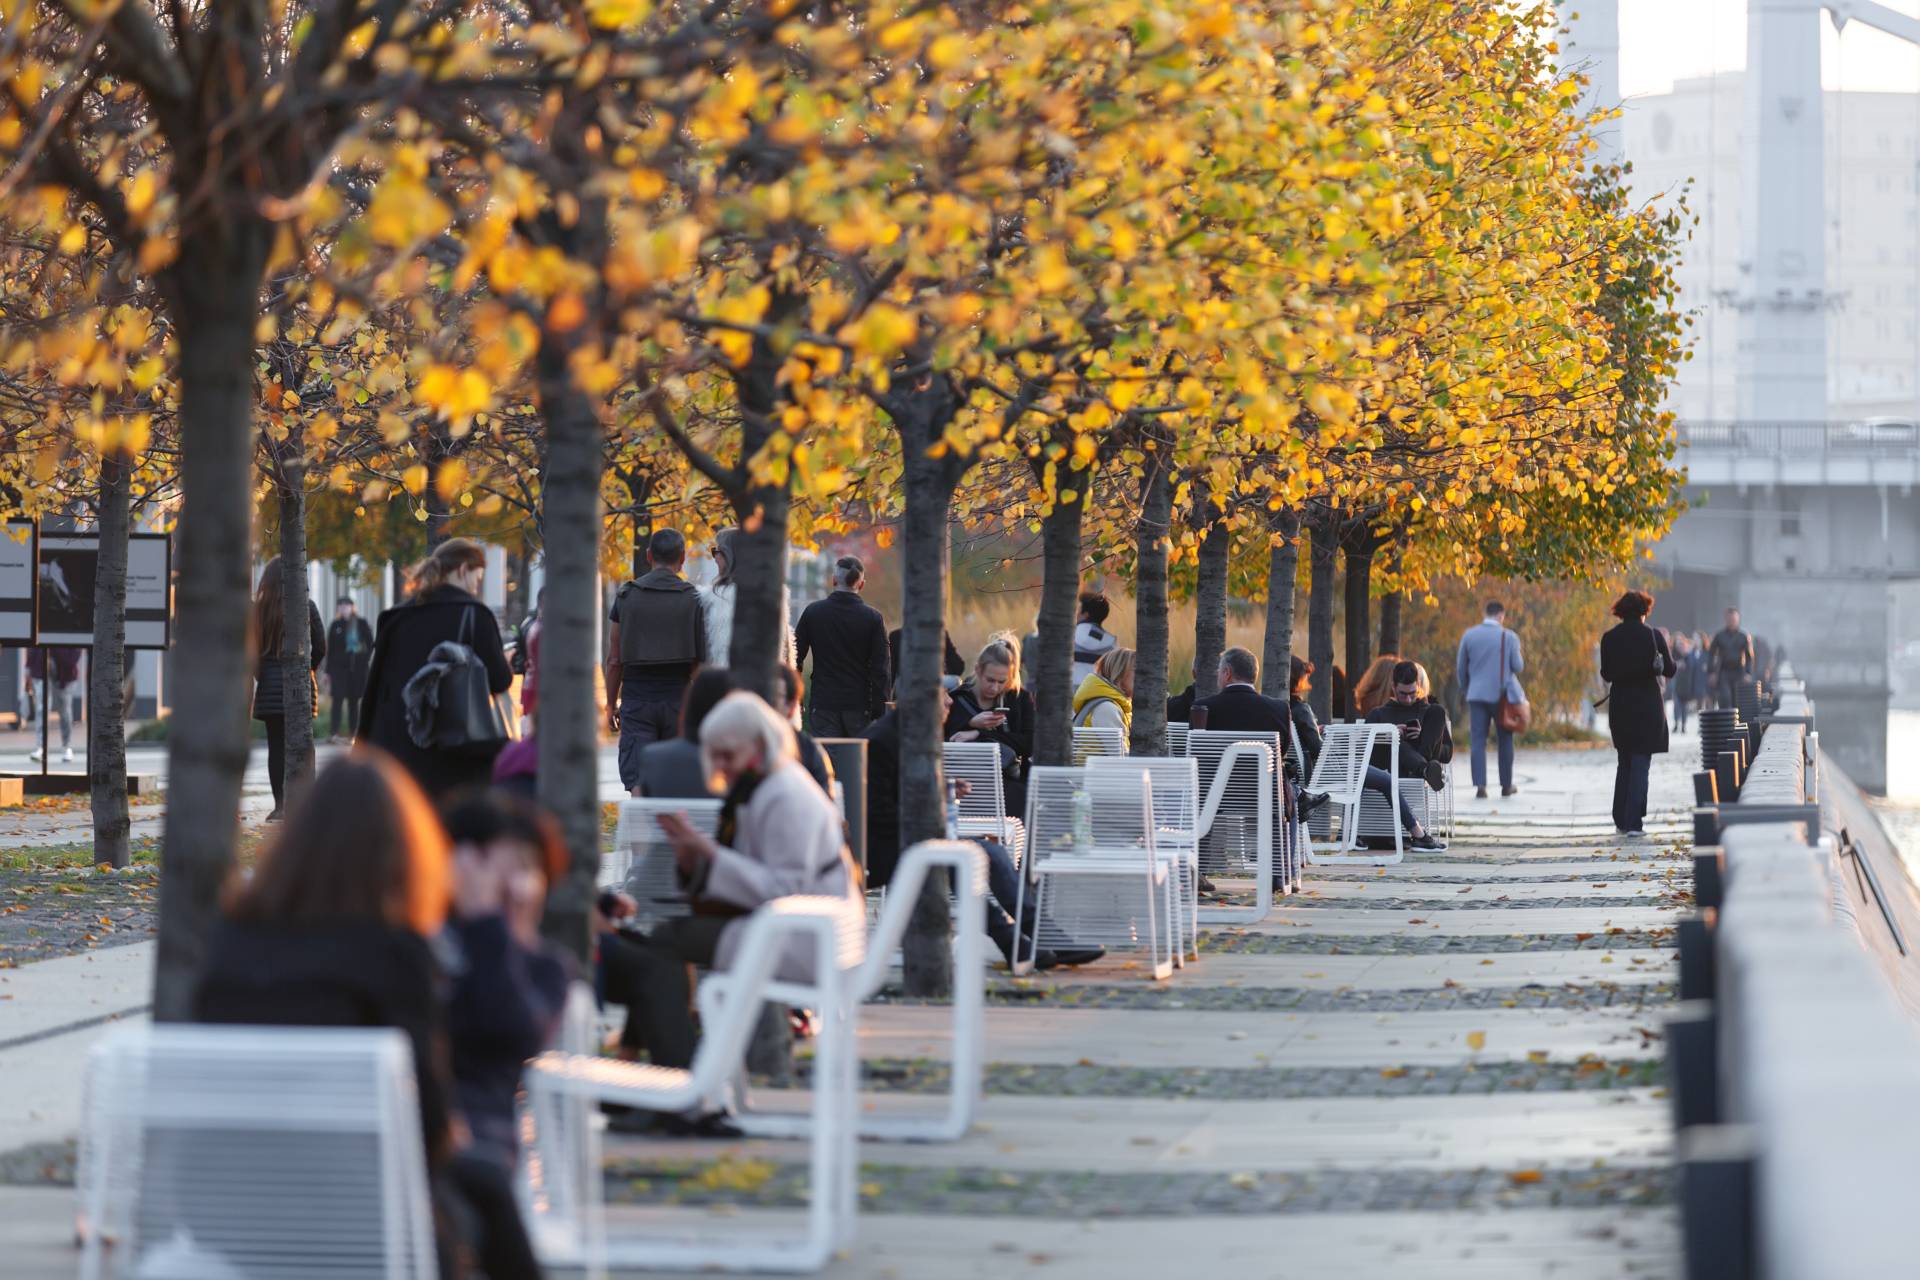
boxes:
[1622,73,1920,422]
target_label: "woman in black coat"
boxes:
[1599,590,1676,837]
[944,638,1036,819]
[251,557,327,820]
[358,538,513,800]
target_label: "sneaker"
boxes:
[1423,760,1445,791]
[1409,832,1446,851]
[27,747,41,762]
[61,747,73,763]
[265,807,283,822]
[1474,786,1488,800]
[1052,946,1106,967]
[1198,876,1218,894]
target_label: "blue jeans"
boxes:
[1468,700,1514,790]
[975,839,1034,958]
[1613,752,1652,833]
[1364,766,1423,835]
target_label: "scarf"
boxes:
[1072,673,1132,730]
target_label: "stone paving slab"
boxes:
[1013,949,1677,991]
[0,943,152,1149]
[1231,905,1684,936]
[1297,870,1684,891]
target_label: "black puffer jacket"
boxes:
[252,601,326,719]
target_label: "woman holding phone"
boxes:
[945,638,1035,819]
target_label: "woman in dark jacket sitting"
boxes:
[251,556,326,820]
[944,638,1035,818]
[359,538,513,800]
[1599,590,1676,838]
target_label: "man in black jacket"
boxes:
[794,556,890,738]
[1191,648,1292,735]
[1166,658,1200,724]
[324,596,374,741]
[1362,661,1452,791]
[605,529,707,794]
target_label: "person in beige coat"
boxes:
[625,692,861,1079]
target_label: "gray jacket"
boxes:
[1455,619,1524,705]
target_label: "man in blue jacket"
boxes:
[1455,600,1524,799]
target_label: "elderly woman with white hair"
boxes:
[610,692,860,1094]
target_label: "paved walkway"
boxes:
[0,740,1694,1277]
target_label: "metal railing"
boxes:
[1676,421,1920,456]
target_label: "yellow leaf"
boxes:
[1465,1031,1486,1052]
[402,464,429,495]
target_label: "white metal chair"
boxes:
[1165,723,1190,757]
[941,741,1027,864]
[1307,722,1405,864]
[526,897,866,1273]
[1186,730,1279,919]
[1071,724,1127,765]
[79,1025,436,1280]
[699,840,989,1141]
[519,983,607,1279]
[1089,754,1200,960]
[609,799,723,927]
[1013,766,1176,979]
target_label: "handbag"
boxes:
[402,606,514,751]
[1495,630,1531,734]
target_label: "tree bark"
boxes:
[1378,590,1402,659]
[1193,516,1229,699]
[421,422,455,548]
[534,345,604,967]
[1032,477,1088,768]
[1130,453,1172,756]
[1306,512,1337,725]
[724,307,802,703]
[276,432,315,809]
[1260,505,1299,699]
[153,246,268,1022]
[1342,525,1373,691]
[89,453,131,870]
[619,468,652,582]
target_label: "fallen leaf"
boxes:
[1466,1030,1486,1051]
[1508,1169,1544,1185]
[1379,1066,1408,1079]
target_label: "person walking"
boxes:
[359,538,513,800]
[1600,591,1676,838]
[1071,591,1119,687]
[1669,632,1698,733]
[1707,607,1753,710]
[701,527,795,670]
[1455,600,1525,799]
[250,558,326,820]
[792,555,889,738]
[606,528,708,793]
[324,595,374,742]
[25,646,85,764]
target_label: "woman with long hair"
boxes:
[946,638,1037,816]
[1599,590,1676,837]
[250,556,326,820]
[1072,647,1136,733]
[358,538,513,799]
[1351,654,1400,717]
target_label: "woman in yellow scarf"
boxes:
[1072,648,1135,733]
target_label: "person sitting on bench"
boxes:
[1363,660,1453,792]
[1289,655,1443,852]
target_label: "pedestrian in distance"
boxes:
[25,645,86,764]
[1707,607,1753,711]
[1071,591,1119,687]
[792,554,890,739]
[359,538,513,801]
[324,594,373,742]
[1455,599,1525,799]
[606,528,708,794]
[250,557,326,820]
[701,527,795,670]
[1670,632,1700,733]
[1600,590,1676,838]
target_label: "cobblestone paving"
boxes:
[1197,928,1676,954]
[873,981,1677,1013]
[602,1157,1674,1216]
[787,1056,1667,1100]
[1301,870,1680,884]
[1279,893,1681,911]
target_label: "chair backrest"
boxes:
[1071,725,1126,765]
[610,799,723,923]
[1311,723,1393,796]
[1091,754,1198,843]
[856,840,988,998]
[1024,765,1154,859]
[1165,724,1190,758]
[81,1025,435,1280]
[941,741,1010,835]
[1185,731,1277,857]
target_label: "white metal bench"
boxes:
[1013,766,1176,979]
[609,799,723,926]
[1089,754,1200,960]
[942,741,1027,865]
[1186,730,1279,917]
[1071,724,1126,764]
[79,1024,437,1280]
[526,896,866,1273]
[1307,722,1405,864]
[698,840,989,1142]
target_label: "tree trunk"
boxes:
[1342,528,1373,692]
[277,435,315,808]
[1193,517,1229,699]
[1260,505,1299,699]
[153,249,268,1022]
[1307,513,1337,725]
[1130,454,1172,756]
[422,423,454,548]
[725,321,800,704]
[534,347,604,967]
[89,453,131,870]
[1378,590,1402,659]
[1032,481,1088,767]
[879,373,969,996]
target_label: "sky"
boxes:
[1618,0,1920,98]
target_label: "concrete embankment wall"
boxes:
[1815,749,1920,1020]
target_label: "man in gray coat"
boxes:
[1455,600,1524,799]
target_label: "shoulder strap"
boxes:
[458,605,475,647]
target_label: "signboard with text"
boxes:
[35,532,173,649]
[0,520,35,645]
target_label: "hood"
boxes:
[1073,673,1131,717]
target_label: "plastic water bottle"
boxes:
[1072,787,1093,849]
[945,782,961,841]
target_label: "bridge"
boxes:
[1655,421,1916,791]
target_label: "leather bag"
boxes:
[1495,630,1531,734]
[402,606,514,751]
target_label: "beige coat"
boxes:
[701,762,863,982]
